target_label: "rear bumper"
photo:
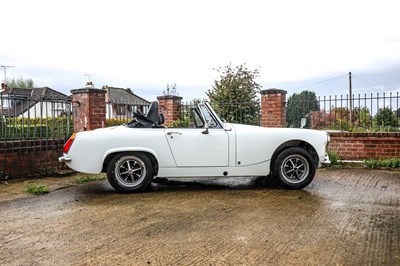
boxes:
[58,156,71,162]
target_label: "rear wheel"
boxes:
[272,147,316,189]
[107,152,153,193]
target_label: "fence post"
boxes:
[157,95,183,127]
[260,88,287,127]
[71,87,106,132]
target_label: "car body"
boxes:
[59,101,330,193]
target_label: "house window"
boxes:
[52,102,64,110]
[0,96,10,108]
[116,105,126,115]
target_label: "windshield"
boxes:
[199,105,220,128]
[189,103,223,129]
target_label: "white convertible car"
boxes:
[59,101,330,193]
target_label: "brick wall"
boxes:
[0,139,66,179]
[328,132,400,160]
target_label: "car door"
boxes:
[165,128,229,167]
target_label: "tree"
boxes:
[352,106,372,129]
[6,77,35,89]
[207,64,261,125]
[374,107,397,129]
[286,90,320,128]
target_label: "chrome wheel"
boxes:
[280,154,310,184]
[107,152,154,193]
[114,155,146,187]
[272,147,316,189]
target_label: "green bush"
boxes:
[105,118,131,127]
[0,117,73,140]
[169,118,191,128]
[365,158,400,169]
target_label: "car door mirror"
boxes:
[202,120,209,134]
[300,117,306,129]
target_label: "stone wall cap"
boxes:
[260,88,287,95]
[71,88,106,94]
[328,131,400,138]
[157,95,183,100]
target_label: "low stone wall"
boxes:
[328,132,400,160]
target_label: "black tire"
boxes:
[107,152,154,193]
[272,147,316,189]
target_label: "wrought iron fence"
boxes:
[172,100,262,127]
[176,93,399,132]
[105,99,150,127]
[210,100,261,126]
[296,92,400,131]
[0,94,72,179]
[0,95,72,140]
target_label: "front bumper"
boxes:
[322,153,331,165]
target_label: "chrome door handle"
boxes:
[167,132,182,139]
[167,132,182,135]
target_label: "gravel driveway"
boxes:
[0,168,399,265]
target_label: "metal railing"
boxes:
[178,93,399,132]
[0,94,72,179]
[173,100,261,127]
[299,93,400,131]
[105,99,150,127]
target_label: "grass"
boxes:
[327,151,343,167]
[24,184,49,195]
[22,174,105,196]
[75,174,106,184]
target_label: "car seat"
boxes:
[146,101,164,127]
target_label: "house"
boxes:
[103,86,151,119]
[0,83,151,119]
[0,86,70,117]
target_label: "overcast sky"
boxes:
[1,0,400,101]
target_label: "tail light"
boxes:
[63,133,77,153]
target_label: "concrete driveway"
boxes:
[0,168,399,265]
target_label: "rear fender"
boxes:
[101,148,159,175]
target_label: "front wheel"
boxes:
[107,152,154,193]
[272,147,316,189]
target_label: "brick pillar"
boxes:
[260,89,287,127]
[71,88,106,132]
[157,95,183,127]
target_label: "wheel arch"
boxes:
[270,140,318,168]
[102,150,159,176]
